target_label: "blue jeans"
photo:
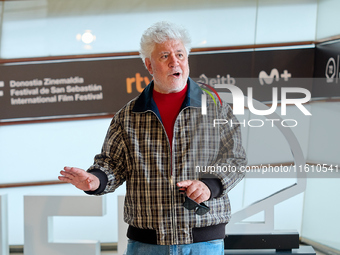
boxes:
[125,239,224,255]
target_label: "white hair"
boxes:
[139,21,191,64]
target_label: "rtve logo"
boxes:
[259,68,292,85]
[126,73,150,93]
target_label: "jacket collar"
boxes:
[132,77,202,113]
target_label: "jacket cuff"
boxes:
[84,169,108,195]
[200,174,223,200]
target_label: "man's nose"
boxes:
[168,54,179,67]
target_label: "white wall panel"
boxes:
[301,178,340,250]
[301,101,340,251]
[0,194,8,255]
[0,118,111,184]
[256,0,318,44]
[307,102,340,165]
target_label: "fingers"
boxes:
[59,170,75,179]
[63,166,85,175]
[58,173,78,183]
[59,167,85,179]
[58,166,86,184]
[177,180,211,204]
[58,175,68,182]
[187,187,208,204]
[191,191,209,204]
[176,180,192,188]
[58,167,100,192]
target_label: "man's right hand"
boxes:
[58,167,100,191]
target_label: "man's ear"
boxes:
[145,58,153,75]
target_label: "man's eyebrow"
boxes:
[159,49,184,55]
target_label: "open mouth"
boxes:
[172,72,181,78]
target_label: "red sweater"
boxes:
[152,85,188,150]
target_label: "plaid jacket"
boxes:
[88,78,247,245]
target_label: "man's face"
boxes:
[145,39,189,94]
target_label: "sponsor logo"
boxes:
[126,73,150,93]
[259,68,291,85]
[325,57,339,83]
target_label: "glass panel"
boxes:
[302,178,340,251]
[256,0,318,44]
[301,101,340,251]
[316,0,340,40]
[0,0,258,59]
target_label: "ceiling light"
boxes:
[76,30,96,44]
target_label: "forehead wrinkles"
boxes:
[153,40,185,53]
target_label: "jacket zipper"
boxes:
[170,106,192,244]
[170,106,199,244]
[147,105,200,244]
[149,111,177,244]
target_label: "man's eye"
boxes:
[161,55,168,59]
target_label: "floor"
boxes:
[9,253,118,255]
[9,248,327,255]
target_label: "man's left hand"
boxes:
[176,180,211,204]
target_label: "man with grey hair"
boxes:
[59,21,247,254]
